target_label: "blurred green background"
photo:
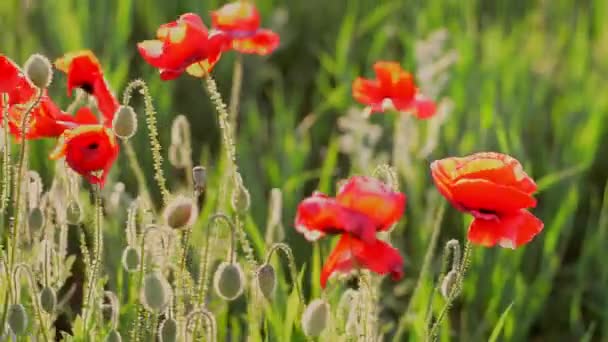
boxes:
[2,0,608,340]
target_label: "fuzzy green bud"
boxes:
[104,329,122,342]
[7,304,28,335]
[192,166,206,194]
[231,174,250,214]
[24,53,52,88]
[28,207,45,232]
[159,317,178,342]
[112,105,138,139]
[66,200,82,225]
[140,272,172,312]
[39,287,57,314]
[440,269,459,299]
[256,263,276,300]
[121,246,140,272]
[301,299,330,337]
[163,195,198,230]
[213,261,245,301]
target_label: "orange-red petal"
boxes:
[320,234,404,288]
[231,29,280,55]
[211,1,261,32]
[451,178,536,213]
[467,210,544,248]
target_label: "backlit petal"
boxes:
[451,178,536,213]
[468,210,544,248]
[231,30,279,55]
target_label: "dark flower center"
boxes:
[80,82,94,94]
[87,142,99,150]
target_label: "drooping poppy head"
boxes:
[430,152,543,248]
[138,13,230,80]
[352,61,436,118]
[50,122,119,187]
[211,1,280,55]
[55,50,119,124]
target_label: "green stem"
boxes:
[82,187,104,333]
[0,93,11,213]
[228,55,243,137]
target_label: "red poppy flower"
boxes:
[295,176,405,287]
[431,152,543,249]
[211,1,280,55]
[50,122,119,188]
[138,13,230,80]
[353,61,436,118]
[55,50,119,124]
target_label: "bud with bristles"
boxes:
[39,287,57,314]
[104,329,122,342]
[112,105,138,139]
[301,299,329,337]
[28,207,45,232]
[121,246,140,272]
[213,261,245,301]
[141,272,172,312]
[24,53,52,88]
[192,166,206,194]
[66,200,82,225]
[231,173,250,214]
[163,195,198,230]
[159,317,178,342]
[256,263,276,300]
[7,304,28,335]
[440,269,459,299]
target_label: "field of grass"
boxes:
[1,0,608,341]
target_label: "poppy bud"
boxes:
[24,53,52,89]
[112,105,138,140]
[141,272,172,312]
[301,299,329,337]
[163,195,198,230]
[39,287,57,314]
[256,263,276,300]
[121,246,140,272]
[28,207,45,232]
[7,304,28,335]
[168,144,187,168]
[440,270,459,299]
[66,200,82,225]
[192,166,206,193]
[213,261,245,301]
[104,329,122,342]
[231,174,250,214]
[159,317,178,342]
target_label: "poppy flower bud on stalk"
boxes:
[231,173,250,214]
[213,261,245,301]
[440,269,459,299]
[39,286,57,314]
[104,329,122,342]
[301,299,330,337]
[28,207,45,232]
[121,246,141,272]
[163,195,199,230]
[159,317,178,342]
[24,53,53,88]
[7,304,28,336]
[256,263,277,300]
[66,200,83,225]
[112,105,138,139]
[141,272,172,312]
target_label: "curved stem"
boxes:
[13,263,51,341]
[264,243,304,308]
[186,307,217,342]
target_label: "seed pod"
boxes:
[28,207,45,232]
[163,195,198,230]
[192,166,206,193]
[301,299,329,337]
[256,263,276,300]
[440,270,459,299]
[213,262,245,301]
[159,317,178,342]
[24,53,52,88]
[112,105,138,139]
[66,200,82,225]
[140,272,172,312]
[104,329,122,342]
[7,304,28,335]
[121,246,140,272]
[230,174,250,214]
[39,287,57,314]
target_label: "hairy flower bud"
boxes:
[440,269,459,299]
[159,317,178,342]
[104,329,122,342]
[213,261,245,301]
[141,272,172,312]
[168,144,188,168]
[301,299,329,337]
[28,207,45,232]
[112,105,138,139]
[231,174,250,214]
[121,246,140,272]
[163,195,198,229]
[39,287,57,314]
[192,166,207,194]
[256,263,276,300]
[7,304,28,335]
[66,200,82,225]
[24,53,52,88]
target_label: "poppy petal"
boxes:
[320,234,404,288]
[410,96,436,119]
[211,1,261,33]
[451,178,537,213]
[468,210,544,248]
[352,77,384,113]
[231,30,280,55]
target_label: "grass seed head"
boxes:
[24,53,52,88]
[7,304,28,335]
[214,261,245,301]
[112,105,138,139]
[301,298,330,337]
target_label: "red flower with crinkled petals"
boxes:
[211,1,279,55]
[138,13,230,80]
[353,61,436,118]
[55,50,119,124]
[431,152,543,249]
[50,121,119,188]
[295,176,405,287]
